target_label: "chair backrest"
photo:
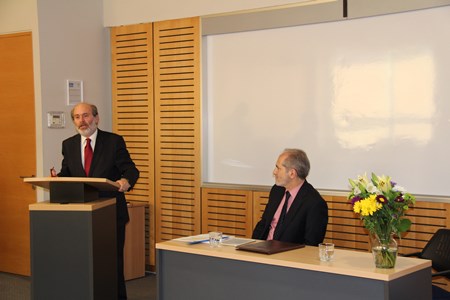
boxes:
[420,228,450,278]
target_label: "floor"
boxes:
[0,271,157,300]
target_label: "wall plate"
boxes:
[47,111,65,128]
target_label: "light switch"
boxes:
[47,111,65,128]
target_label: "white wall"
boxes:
[103,0,317,26]
[37,0,111,183]
[103,0,450,27]
[0,0,38,34]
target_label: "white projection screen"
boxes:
[203,6,450,196]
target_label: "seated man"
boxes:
[252,148,328,246]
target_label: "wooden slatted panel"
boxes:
[325,195,450,251]
[201,188,253,237]
[144,204,151,270]
[324,195,370,251]
[111,23,155,266]
[402,201,449,252]
[253,191,270,228]
[154,17,201,241]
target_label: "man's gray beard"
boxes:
[77,124,97,137]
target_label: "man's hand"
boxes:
[116,178,131,192]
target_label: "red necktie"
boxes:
[84,138,93,176]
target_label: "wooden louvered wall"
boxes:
[253,191,270,228]
[324,195,450,255]
[324,194,370,252]
[111,17,201,269]
[110,23,155,265]
[201,188,253,237]
[153,17,202,242]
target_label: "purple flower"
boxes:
[376,195,387,204]
[350,196,361,206]
[395,196,404,202]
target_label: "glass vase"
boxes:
[370,232,398,269]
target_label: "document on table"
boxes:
[172,234,231,245]
[221,237,255,247]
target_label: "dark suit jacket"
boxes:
[58,129,139,224]
[252,181,328,246]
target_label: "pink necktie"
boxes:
[84,138,93,176]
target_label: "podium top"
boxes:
[23,177,120,192]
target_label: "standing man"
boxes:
[252,148,328,246]
[57,102,139,299]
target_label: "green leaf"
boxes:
[397,218,411,233]
[371,172,378,184]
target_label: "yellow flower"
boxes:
[353,194,382,216]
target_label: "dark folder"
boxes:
[236,240,305,255]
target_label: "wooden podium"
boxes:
[24,177,120,203]
[25,177,120,300]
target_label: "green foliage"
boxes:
[348,173,415,239]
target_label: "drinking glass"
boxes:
[209,231,223,247]
[319,243,334,261]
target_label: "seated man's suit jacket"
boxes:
[252,181,328,246]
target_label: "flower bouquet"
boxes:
[348,173,416,268]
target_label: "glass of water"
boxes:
[319,243,335,261]
[209,231,223,247]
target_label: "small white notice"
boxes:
[67,80,83,105]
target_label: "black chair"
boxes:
[403,228,450,299]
